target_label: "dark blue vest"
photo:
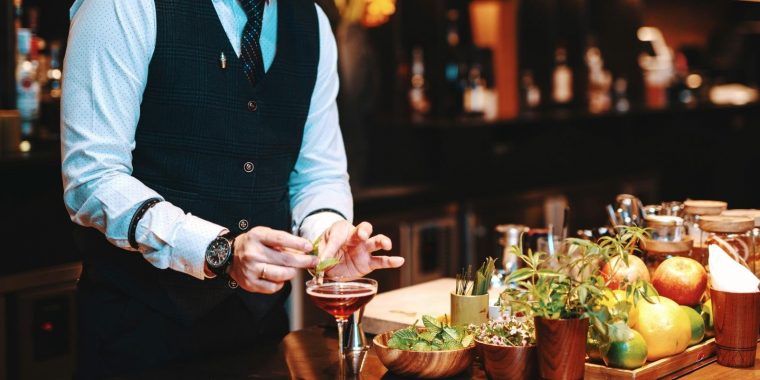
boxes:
[73,0,319,324]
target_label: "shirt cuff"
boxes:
[167,213,226,280]
[299,211,346,242]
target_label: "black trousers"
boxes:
[75,277,289,379]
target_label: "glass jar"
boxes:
[641,238,693,277]
[720,209,760,277]
[683,200,727,264]
[699,215,755,272]
[644,215,684,241]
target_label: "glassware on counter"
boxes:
[721,209,760,277]
[307,277,378,378]
[700,215,755,273]
[644,215,684,242]
[495,224,529,275]
[641,238,694,276]
[683,200,727,263]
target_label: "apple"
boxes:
[601,255,651,290]
[652,257,707,306]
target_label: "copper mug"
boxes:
[710,288,760,368]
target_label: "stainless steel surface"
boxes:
[347,307,367,351]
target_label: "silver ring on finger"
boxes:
[260,263,268,280]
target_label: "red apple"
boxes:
[652,257,707,306]
[601,255,651,290]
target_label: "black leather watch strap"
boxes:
[128,198,162,250]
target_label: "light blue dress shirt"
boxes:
[61,0,352,280]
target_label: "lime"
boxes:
[603,328,648,369]
[680,305,705,345]
[697,299,715,338]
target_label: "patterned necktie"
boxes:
[239,0,266,86]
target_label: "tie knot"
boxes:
[240,0,266,20]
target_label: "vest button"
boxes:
[243,162,254,173]
[247,100,257,112]
[238,219,249,231]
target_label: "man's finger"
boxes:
[369,255,405,270]
[259,245,318,269]
[346,222,373,248]
[321,222,351,259]
[364,234,392,252]
[251,262,298,283]
[255,227,313,252]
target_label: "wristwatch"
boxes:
[205,231,236,277]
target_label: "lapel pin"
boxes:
[219,52,227,69]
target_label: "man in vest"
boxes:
[61,0,403,377]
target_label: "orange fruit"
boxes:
[632,296,691,361]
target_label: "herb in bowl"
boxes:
[387,315,475,351]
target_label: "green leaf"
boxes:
[418,330,438,342]
[310,235,322,256]
[387,336,412,349]
[411,341,433,352]
[460,334,474,348]
[422,315,442,331]
[315,257,340,273]
[442,327,460,342]
[393,327,418,341]
[441,340,463,350]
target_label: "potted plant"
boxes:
[469,314,537,380]
[501,227,654,379]
[451,257,496,326]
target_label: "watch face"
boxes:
[206,238,231,268]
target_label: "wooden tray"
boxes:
[585,338,716,380]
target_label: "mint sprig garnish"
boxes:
[309,235,341,275]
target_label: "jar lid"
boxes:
[721,209,760,227]
[698,215,754,233]
[683,200,727,215]
[645,215,684,227]
[641,237,693,254]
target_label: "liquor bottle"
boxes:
[408,46,430,120]
[16,27,40,125]
[552,47,573,107]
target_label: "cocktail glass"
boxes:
[306,277,378,376]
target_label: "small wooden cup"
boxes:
[535,317,588,380]
[710,288,760,368]
[476,341,537,380]
[450,292,489,327]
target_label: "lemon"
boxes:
[680,306,705,345]
[603,327,648,369]
[632,296,691,361]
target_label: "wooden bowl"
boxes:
[372,329,475,378]
[476,340,537,380]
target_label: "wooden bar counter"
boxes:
[129,326,760,379]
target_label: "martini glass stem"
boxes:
[336,318,348,357]
[336,318,348,378]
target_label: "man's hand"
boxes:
[228,226,317,294]
[317,220,404,278]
